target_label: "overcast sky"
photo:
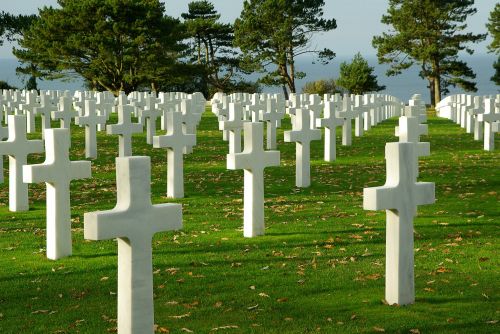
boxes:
[0,0,496,59]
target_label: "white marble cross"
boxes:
[153,111,196,198]
[469,96,484,141]
[316,100,343,162]
[364,142,435,306]
[23,129,91,260]
[34,94,54,139]
[261,98,284,150]
[107,102,143,157]
[140,95,162,145]
[308,94,323,129]
[337,95,357,146]
[96,93,114,132]
[353,95,365,137]
[219,102,248,154]
[478,98,500,151]
[75,99,107,159]
[180,99,201,154]
[52,96,76,131]
[284,108,322,187]
[0,122,7,183]
[84,156,182,334]
[0,115,44,211]
[18,91,39,133]
[227,122,280,237]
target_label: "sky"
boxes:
[0,0,497,59]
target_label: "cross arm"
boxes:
[70,161,92,180]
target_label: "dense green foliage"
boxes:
[234,0,336,98]
[181,1,257,96]
[487,4,500,85]
[0,11,39,90]
[14,0,186,94]
[0,109,498,333]
[373,0,486,106]
[301,79,338,96]
[336,53,385,95]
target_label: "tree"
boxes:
[302,78,338,96]
[336,53,385,95]
[0,12,39,89]
[234,0,336,98]
[181,1,255,96]
[373,0,486,106]
[487,3,500,85]
[14,0,186,95]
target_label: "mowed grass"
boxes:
[0,108,498,334]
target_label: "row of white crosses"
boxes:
[215,92,404,190]
[436,94,499,151]
[364,94,435,306]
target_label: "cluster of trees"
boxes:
[0,0,336,97]
[0,0,498,104]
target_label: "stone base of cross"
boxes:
[364,142,435,306]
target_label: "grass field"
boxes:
[0,109,498,333]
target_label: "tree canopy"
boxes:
[14,0,186,94]
[373,0,486,106]
[234,0,336,98]
[302,79,337,96]
[487,3,500,85]
[181,0,257,96]
[336,53,385,95]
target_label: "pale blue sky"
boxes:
[0,0,497,58]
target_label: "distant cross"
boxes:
[478,98,500,151]
[212,98,230,141]
[308,94,323,129]
[364,142,435,306]
[153,111,196,198]
[0,115,44,211]
[219,102,248,153]
[395,116,430,176]
[261,98,285,150]
[157,93,180,131]
[23,129,91,260]
[227,122,280,237]
[284,108,322,187]
[337,95,357,146]
[247,94,264,122]
[180,99,201,154]
[139,95,162,145]
[363,94,373,131]
[84,156,182,334]
[18,91,39,133]
[107,101,143,157]
[33,94,55,139]
[75,99,107,159]
[96,93,114,132]
[0,122,7,183]
[52,96,76,131]
[316,100,343,162]
[353,95,365,137]
[469,96,484,141]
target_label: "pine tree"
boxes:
[373,0,486,106]
[487,3,500,86]
[336,53,385,95]
[234,0,336,98]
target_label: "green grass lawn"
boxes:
[0,109,498,333]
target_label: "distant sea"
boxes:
[0,54,498,103]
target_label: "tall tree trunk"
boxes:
[434,74,441,106]
[288,48,296,93]
[282,85,289,100]
[429,78,436,107]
